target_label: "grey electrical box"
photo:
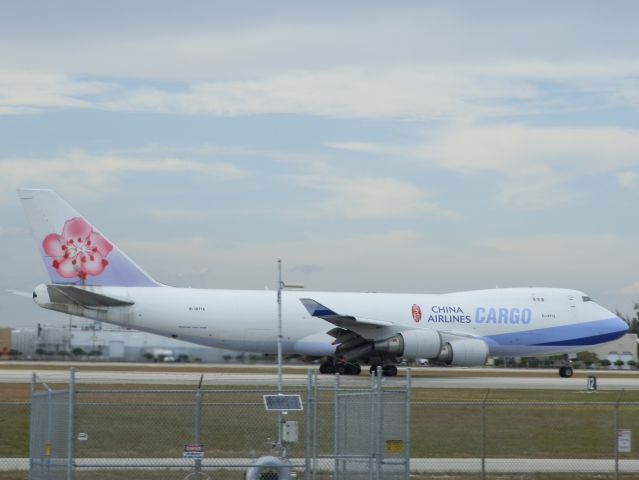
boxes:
[283,421,299,443]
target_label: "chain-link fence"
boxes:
[27,370,411,480]
[17,370,639,480]
[411,397,639,479]
[29,375,73,480]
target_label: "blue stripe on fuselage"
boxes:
[483,317,627,347]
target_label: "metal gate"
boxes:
[28,368,410,480]
[29,372,75,480]
[333,373,410,480]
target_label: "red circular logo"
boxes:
[411,304,422,323]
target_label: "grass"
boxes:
[0,471,634,480]
[3,374,639,480]
[4,383,639,460]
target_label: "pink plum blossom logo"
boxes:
[42,217,113,281]
[411,304,422,323]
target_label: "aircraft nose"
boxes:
[615,315,630,335]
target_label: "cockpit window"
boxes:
[582,296,593,302]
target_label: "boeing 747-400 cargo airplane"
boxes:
[16,188,628,377]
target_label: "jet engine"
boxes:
[436,338,489,366]
[374,329,442,360]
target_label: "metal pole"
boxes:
[46,385,53,477]
[67,368,75,480]
[277,259,283,395]
[30,373,36,476]
[305,370,312,480]
[615,404,619,480]
[481,390,489,480]
[277,259,283,450]
[194,387,203,477]
[335,371,341,479]
[368,369,380,480]
[614,390,623,480]
[312,370,318,480]
[405,368,412,480]
[376,372,383,480]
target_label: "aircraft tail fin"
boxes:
[18,188,159,287]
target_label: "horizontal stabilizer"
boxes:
[7,290,32,298]
[46,285,134,308]
[299,298,393,328]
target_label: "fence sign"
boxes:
[385,440,404,453]
[183,444,205,459]
[618,430,632,453]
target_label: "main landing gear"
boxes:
[369,364,398,377]
[318,358,399,376]
[319,359,361,375]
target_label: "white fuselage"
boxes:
[35,285,627,358]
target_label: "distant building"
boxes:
[590,333,638,368]
[0,328,11,359]
[9,321,244,363]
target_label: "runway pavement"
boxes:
[4,457,639,473]
[1,363,639,389]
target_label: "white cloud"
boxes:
[0,151,246,205]
[0,70,113,114]
[331,125,639,210]
[618,282,639,295]
[617,171,639,188]
[286,174,459,220]
[422,125,639,175]
[1,59,638,121]
[144,208,199,221]
[101,69,525,120]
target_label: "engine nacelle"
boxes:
[375,329,441,360]
[32,284,50,306]
[437,338,489,367]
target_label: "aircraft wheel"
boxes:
[348,363,361,375]
[335,363,346,375]
[383,365,398,377]
[559,366,573,378]
[320,361,335,374]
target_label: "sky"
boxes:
[1,1,638,328]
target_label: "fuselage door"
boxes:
[567,294,577,322]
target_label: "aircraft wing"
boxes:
[299,298,393,328]
[438,330,481,340]
[46,285,134,308]
[300,298,395,360]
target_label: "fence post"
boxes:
[305,370,312,480]
[614,390,624,480]
[405,368,412,480]
[194,384,203,477]
[30,373,36,477]
[481,389,489,480]
[46,386,53,478]
[335,372,342,479]
[377,371,383,480]
[67,368,75,480]
[312,370,319,480]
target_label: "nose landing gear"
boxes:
[559,365,573,378]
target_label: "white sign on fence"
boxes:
[183,444,205,459]
[617,429,632,453]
